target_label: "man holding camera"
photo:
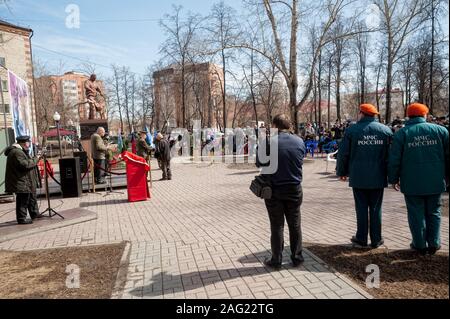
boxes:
[4,136,42,225]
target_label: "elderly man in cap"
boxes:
[154,133,172,181]
[337,104,393,248]
[4,136,42,225]
[388,103,449,255]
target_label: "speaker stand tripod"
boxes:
[39,154,64,219]
[103,162,124,197]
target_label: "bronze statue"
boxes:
[84,74,106,120]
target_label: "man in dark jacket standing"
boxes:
[388,103,449,255]
[137,131,153,159]
[155,133,172,181]
[259,114,306,269]
[337,104,393,248]
[4,136,42,225]
[91,127,116,184]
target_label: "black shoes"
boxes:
[371,239,385,249]
[351,236,368,248]
[428,246,441,255]
[263,258,282,270]
[18,219,33,225]
[410,244,428,256]
[291,255,304,267]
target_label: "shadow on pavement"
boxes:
[80,199,130,208]
[228,170,260,176]
[130,248,326,297]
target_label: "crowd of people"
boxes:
[2,100,448,269]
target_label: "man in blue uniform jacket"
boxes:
[337,104,393,248]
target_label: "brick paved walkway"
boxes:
[0,158,448,299]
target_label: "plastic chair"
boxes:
[305,141,318,158]
[322,141,338,155]
[326,150,338,172]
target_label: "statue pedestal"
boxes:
[80,120,108,140]
[80,120,108,159]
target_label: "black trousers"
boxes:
[16,192,39,222]
[264,187,303,264]
[352,188,384,245]
[94,159,106,182]
[161,160,172,179]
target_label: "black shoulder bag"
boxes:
[250,175,272,200]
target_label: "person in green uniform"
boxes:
[337,104,393,248]
[388,103,449,255]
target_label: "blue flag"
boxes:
[145,126,154,148]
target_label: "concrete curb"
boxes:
[111,241,131,299]
[0,213,98,244]
[304,248,374,299]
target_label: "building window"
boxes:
[0,103,10,114]
[0,33,3,43]
[1,80,7,92]
[0,57,5,67]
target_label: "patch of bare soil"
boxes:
[0,242,126,299]
[306,244,449,299]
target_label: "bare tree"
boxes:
[232,0,359,133]
[160,5,202,128]
[33,60,58,139]
[374,0,428,123]
[354,21,370,105]
[207,0,241,130]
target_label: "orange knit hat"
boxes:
[360,104,379,116]
[407,103,429,117]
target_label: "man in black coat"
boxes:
[155,133,172,181]
[258,114,306,269]
[4,136,42,225]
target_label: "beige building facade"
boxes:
[153,63,225,130]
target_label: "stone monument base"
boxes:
[80,120,108,140]
[80,120,109,159]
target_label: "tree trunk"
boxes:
[336,69,341,122]
[318,51,322,129]
[289,86,298,131]
[429,0,435,114]
[181,60,186,128]
[222,52,227,131]
[327,57,332,129]
[313,71,317,125]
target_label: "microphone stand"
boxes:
[38,153,64,219]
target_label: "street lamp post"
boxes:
[53,112,63,158]
[67,119,75,154]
